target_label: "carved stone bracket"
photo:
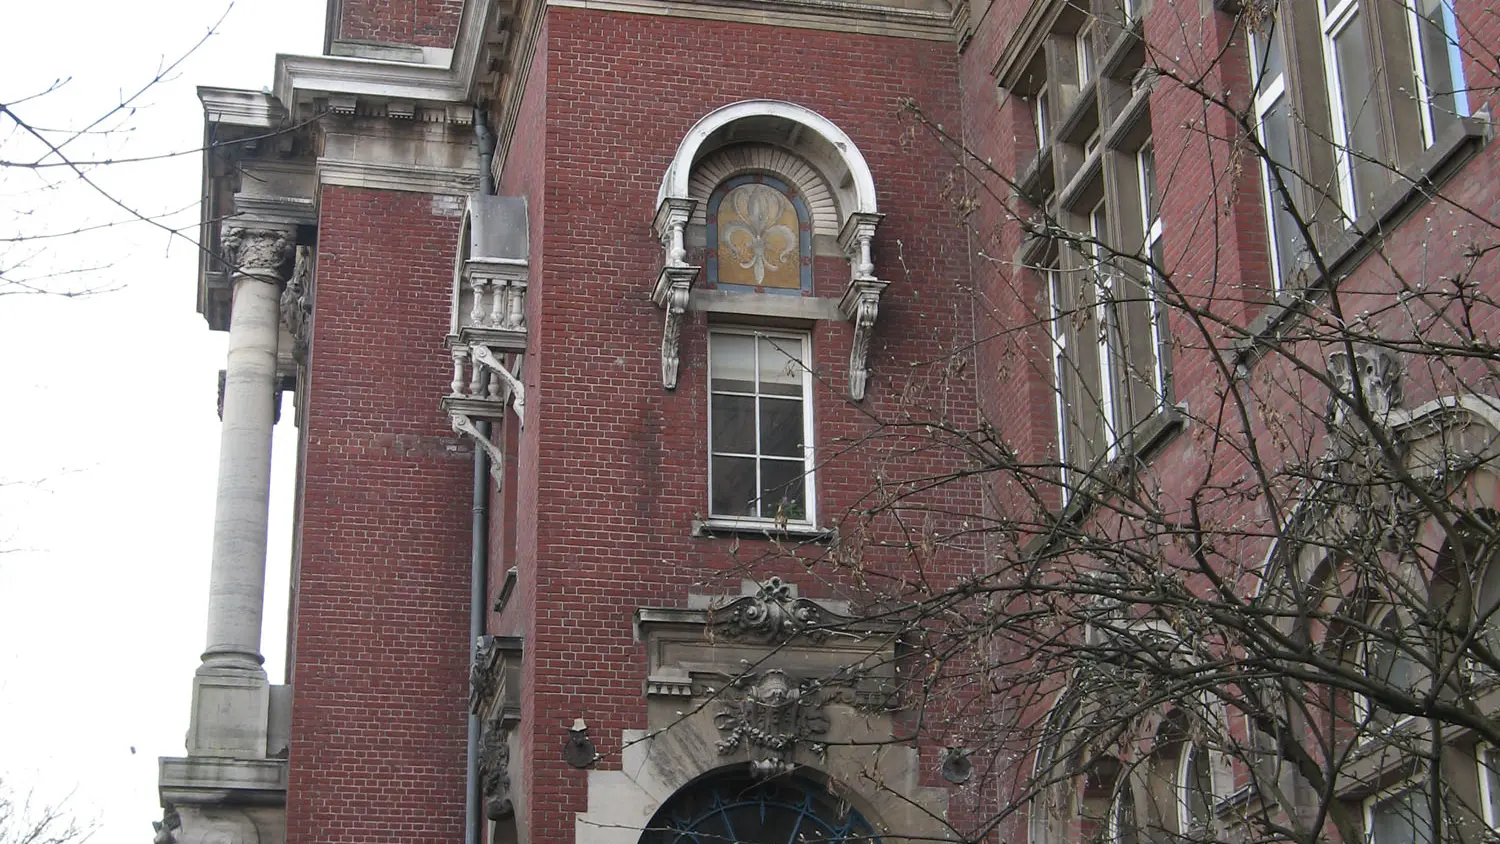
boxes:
[479,718,515,821]
[221,225,294,285]
[1327,346,1403,430]
[709,577,851,645]
[837,212,887,401]
[451,412,506,484]
[152,805,182,844]
[652,197,702,390]
[470,345,526,426]
[280,245,313,363]
[840,279,887,402]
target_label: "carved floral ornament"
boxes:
[708,577,853,644]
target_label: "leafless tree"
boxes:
[641,2,1500,843]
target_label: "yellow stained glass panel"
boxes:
[717,183,801,289]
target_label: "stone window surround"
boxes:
[651,100,887,403]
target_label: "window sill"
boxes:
[692,518,836,542]
[1232,114,1491,370]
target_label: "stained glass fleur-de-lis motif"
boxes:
[720,183,799,286]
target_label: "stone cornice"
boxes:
[273,0,493,113]
[545,0,954,40]
[199,87,286,130]
[318,158,480,195]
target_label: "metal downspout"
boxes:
[466,107,497,844]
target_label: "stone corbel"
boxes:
[451,412,506,483]
[471,345,526,426]
[840,280,888,402]
[652,197,701,390]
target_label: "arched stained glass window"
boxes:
[707,174,813,295]
[640,774,881,844]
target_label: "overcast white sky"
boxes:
[1,2,322,839]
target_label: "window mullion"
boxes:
[752,336,764,518]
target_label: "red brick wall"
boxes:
[289,186,471,844]
[339,0,463,48]
[515,9,981,842]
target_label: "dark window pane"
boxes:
[712,394,756,454]
[760,460,806,521]
[1333,14,1384,212]
[711,456,756,517]
[1262,94,1306,283]
[760,398,804,457]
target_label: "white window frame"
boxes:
[1362,781,1436,844]
[1317,0,1368,221]
[1046,264,1072,504]
[1088,201,1119,460]
[1250,25,1294,290]
[1034,89,1051,149]
[1480,743,1500,832]
[1136,143,1166,404]
[705,327,817,528]
[1176,744,1225,837]
[1406,0,1470,148]
[1077,21,1097,89]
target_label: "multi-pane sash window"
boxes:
[1363,784,1435,844]
[708,329,815,525]
[1408,0,1469,147]
[1046,263,1072,503]
[1250,23,1305,289]
[1318,0,1385,221]
[1088,201,1120,460]
[1136,144,1166,403]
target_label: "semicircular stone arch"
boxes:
[688,144,839,237]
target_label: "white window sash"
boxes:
[1250,25,1294,289]
[1407,0,1470,148]
[1318,0,1365,222]
[1047,266,1071,504]
[1137,146,1166,404]
[706,328,816,526]
[1089,204,1119,459]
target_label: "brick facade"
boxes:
[261,0,1500,842]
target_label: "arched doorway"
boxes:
[639,771,882,844]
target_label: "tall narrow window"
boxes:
[1077,22,1097,89]
[1088,201,1119,459]
[1178,745,1215,836]
[1480,745,1500,832]
[1047,262,1072,502]
[1359,609,1417,728]
[1408,0,1469,147]
[1364,784,1435,844]
[1034,90,1051,149]
[1250,22,1305,289]
[1107,781,1138,844]
[708,329,815,526]
[1318,0,1384,219]
[1136,143,1166,404]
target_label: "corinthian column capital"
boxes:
[221,225,294,284]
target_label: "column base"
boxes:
[187,666,271,757]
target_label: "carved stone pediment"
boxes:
[708,577,853,645]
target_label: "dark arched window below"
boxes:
[640,773,881,844]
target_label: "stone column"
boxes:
[187,224,292,757]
